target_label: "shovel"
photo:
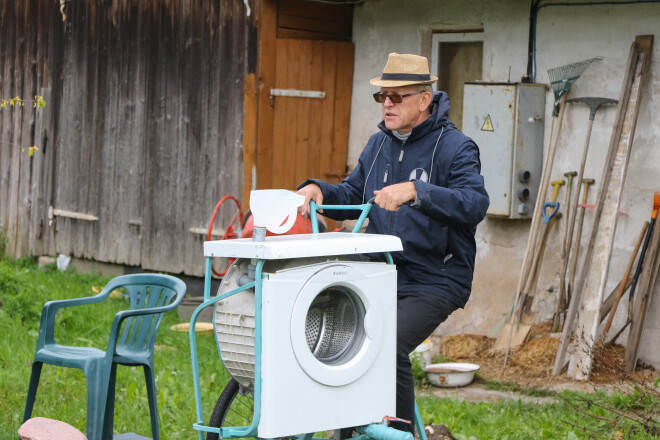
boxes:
[493,181,565,351]
[493,213,563,350]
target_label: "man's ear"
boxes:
[419,91,433,112]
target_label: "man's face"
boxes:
[379,86,431,134]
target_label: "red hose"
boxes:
[207,195,243,277]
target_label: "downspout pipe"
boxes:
[523,0,542,83]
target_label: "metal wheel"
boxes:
[207,378,254,440]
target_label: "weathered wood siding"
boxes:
[1,0,256,276]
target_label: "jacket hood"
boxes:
[378,90,451,138]
[428,90,450,125]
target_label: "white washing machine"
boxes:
[206,233,402,438]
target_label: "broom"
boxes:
[502,57,602,367]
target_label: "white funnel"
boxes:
[250,190,305,236]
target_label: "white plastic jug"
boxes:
[250,190,305,235]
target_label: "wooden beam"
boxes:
[255,0,277,190]
[242,73,258,211]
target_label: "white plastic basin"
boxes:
[425,362,480,387]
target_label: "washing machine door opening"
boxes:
[305,286,365,365]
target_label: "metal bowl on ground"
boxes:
[425,362,480,387]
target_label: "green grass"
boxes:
[1,256,658,440]
[481,378,557,398]
[418,395,570,440]
[418,388,659,440]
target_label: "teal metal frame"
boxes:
[188,201,427,440]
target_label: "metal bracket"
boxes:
[48,206,99,226]
[269,89,326,99]
[188,227,227,238]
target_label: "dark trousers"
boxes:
[391,290,458,433]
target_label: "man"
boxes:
[297,53,489,433]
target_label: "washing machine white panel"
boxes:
[258,261,397,438]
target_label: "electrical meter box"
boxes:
[462,82,546,219]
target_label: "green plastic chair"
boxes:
[23,273,187,440]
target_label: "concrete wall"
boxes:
[349,0,660,367]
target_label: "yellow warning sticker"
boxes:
[481,115,494,132]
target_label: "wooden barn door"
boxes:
[248,0,354,232]
[270,39,354,192]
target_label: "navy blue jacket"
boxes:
[300,91,489,308]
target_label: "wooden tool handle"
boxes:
[603,220,649,335]
[549,179,566,202]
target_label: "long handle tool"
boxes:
[566,178,596,303]
[564,97,617,276]
[627,192,659,323]
[525,179,565,318]
[602,220,649,336]
[553,171,576,331]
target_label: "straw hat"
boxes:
[370,53,438,87]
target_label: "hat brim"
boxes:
[370,76,438,87]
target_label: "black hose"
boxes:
[525,0,660,83]
[627,217,656,319]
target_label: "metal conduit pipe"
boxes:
[525,0,660,83]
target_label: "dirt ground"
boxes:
[432,324,657,387]
[419,325,659,440]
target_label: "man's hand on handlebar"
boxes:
[296,184,323,218]
[373,182,417,211]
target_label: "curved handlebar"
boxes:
[310,198,375,233]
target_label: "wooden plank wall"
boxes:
[277,0,352,41]
[0,0,256,277]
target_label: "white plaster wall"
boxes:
[349,0,660,368]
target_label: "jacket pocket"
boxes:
[428,220,449,270]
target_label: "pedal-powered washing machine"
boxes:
[190,226,403,439]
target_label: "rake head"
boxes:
[548,57,603,105]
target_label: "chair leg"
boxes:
[23,362,43,423]
[102,363,118,440]
[84,363,111,440]
[144,364,160,440]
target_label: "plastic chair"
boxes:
[23,273,187,440]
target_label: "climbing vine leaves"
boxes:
[0,95,46,110]
[1,95,46,156]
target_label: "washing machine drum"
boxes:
[214,257,379,389]
[305,286,364,364]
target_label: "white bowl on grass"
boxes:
[425,362,479,387]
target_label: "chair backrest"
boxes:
[112,274,186,357]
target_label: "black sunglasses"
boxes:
[372,91,423,104]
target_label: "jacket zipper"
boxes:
[389,141,406,233]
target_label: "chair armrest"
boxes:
[115,303,179,320]
[37,291,112,348]
[106,304,180,352]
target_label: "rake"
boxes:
[501,56,602,366]
[548,57,603,114]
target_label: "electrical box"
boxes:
[462,82,546,219]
